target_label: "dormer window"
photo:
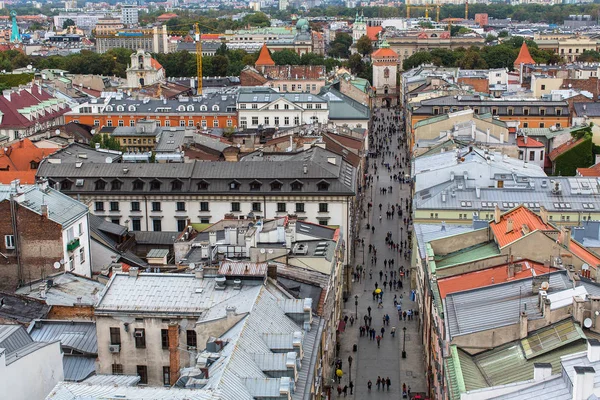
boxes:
[177,105,185,112]
[197,180,209,190]
[187,105,194,111]
[229,180,240,191]
[212,105,219,111]
[60,180,72,190]
[291,180,303,191]
[171,180,183,191]
[116,105,124,112]
[105,105,113,112]
[95,179,106,190]
[249,180,262,191]
[270,180,283,191]
[317,180,330,191]
[150,180,161,191]
[132,179,144,191]
[30,161,39,169]
[200,105,207,111]
[111,180,122,190]
[128,105,136,112]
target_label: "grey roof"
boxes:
[415,176,600,213]
[63,356,96,382]
[296,221,336,239]
[574,102,600,117]
[101,92,237,115]
[320,87,370,121]
[0,292,50,324]
[110,126,158,137]
[0,324,32,354]
[445,271,571,340]
[237,87,327,104]
[88,215,147,268]
[414,223,477,260]
[16,273,105,307]
[193,133,231,152]
[46,383,215,400]
[89,214,127,237]
[155,129,186,152]
[46,142,122,164]
[0,184,88,227]
[133,231,178,245]
[81,374,140,386]
[28,320,97,354]
[37,146,356,196]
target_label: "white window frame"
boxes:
[79,246,85,264]
[4,235,15,249]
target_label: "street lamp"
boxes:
[354,295,358,318]
[402,326,407,359]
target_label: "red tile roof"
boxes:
[366,26,383,41]
[514,41,536,66]
[255,43,275,67]
[549,137,585,162]
[372,47,398,58]
[151,58,164,71]
[490,205,554,248]
[0,84,69,130]
[516,136,544,148]
[0,170,37,184]
[577,163,600,177]
[0,138,55,171]
[438,260,555,299]
[569,241,600,269]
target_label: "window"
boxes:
[130,120,135,127]
[200,218,210,224]
[229,181,240,190]
[317,181,330,191]
[117,120,124,127]
[132,219,141,231]
[112,364,123,375]
[271,181,283,191]
[294,116,299,125]
[284,117,290,125]
[94,120,100,126]
[264,117,270,125]
[296,203,305,213]
[110,201,119,211]
[95,180,106,190]
[60,180,72,190]
[523,122,529,128]
[492,108,498,116]
[79,246,85,264]
[180,120,185,127]
[153,219,162,232]
[507,108,514,116]
[213,120,219,128]
[176,202,185,212]
[111,219,120,225]
[250,181,262,191]
[239,103,246,109]
[540,150,544,161]
[274,117,280,126]
[111,180,122,190]
[433,107,440,115]
[137,365,148,385]
[133,180,144,191]
[95,202,104,211]
[110,327,121,345]
[541,84,546,90]
[200,202,209,211]
[161,329,169,349]
[284,104,289,110]
[187,330,197,348]
[252,202,261,212]
[556,108,562,116]
[176,219,186,232]
[197,181,209,190]
[291,181,303,191]
[4,235,14,250]
[523,108,529,116]
[165,120,171,127]
[316,103,322,109]
[172,180,183,191]
[163,366,171,386]
[188,119,194,126]
[540,108,546,116]
[131,201,141,211]
[107,120,113,127]
[78,222,83,237]
[231,202,241,212]
[277,203,286,212]
[318,220,328,226]
[134,328,146,348]
[252,117,259,125]
[306,103,313,109]
[152,202,161,212]
[319,203,328,213]
[150,180,161,191]
[539,123,545,128]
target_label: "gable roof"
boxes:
[577,162,600,177]
[549,137,586,161]
[516,136,544,148]
[0,84,69,130]
[0,138,55,172]
[514,42,536,66]
[490,205,554,247]
[366,26,383,41]
[255,43,275,67]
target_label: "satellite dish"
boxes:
[53,261,61,269]
[583,263,590,271]
[60,259,65,264]
[91,129,96,135]
[55,129,60,135]
[105,156,113,164]
[540,281,549,291]
[27,64,32,70]
[189,263,195,269]
[584,318,593,328]
[260,249,266,254]
[268,249,274,254]
[596,311,600,317]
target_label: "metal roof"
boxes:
[414,223,477,259]
[100,91,237,115]
[63,356,96,382]
[155,129,186,153]
[16,272,105,306]
[46,142,122,164]
[46,383,216,400]
[0,292,50,324]
[146,248,169,258]
[434,241,500,269]
[28,320,97,354]
[0,324,32,354]
[218,262,267,277]
[81,374,140,386]
[444,271,571,339]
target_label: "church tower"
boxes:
[352,11,367,43]
[371,40,399,108]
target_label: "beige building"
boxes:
[534,33,600,62]
[95,26,169,54]
[530,73,564,97]
[94,17,123,35]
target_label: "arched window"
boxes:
[212,105,219,112]
[200,105,207,111]
[187,105,194,111]
[178,105,185,112]
[138,54,144,68]
[95,180,106,190]
[116,105,124,112]
[384,67,390,79]
[128,105,136,112]
[105,105,113,112]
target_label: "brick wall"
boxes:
[561,78,600,99]
[240,69,268,87]
[47,305,94,320]
[458,77,490,94]
[0,199,63,291]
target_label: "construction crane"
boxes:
[195,23,202,95]
[436,0,440,23]
[465,0,469,20]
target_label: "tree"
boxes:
[356,35,373,56]
[578,50,600,62]
[418,21,434,29]
[62,18,75,29]
[300,52,325,65]
[347,53,365,75]
[481,44,517,69]
[212,55,229,77]
[498,30,509,38]
[242,12,270,27]
[216,43,228,56]
[402,51,432,70]
[271,49,301,65]
[328,32,353,58]
[90,134,121,151]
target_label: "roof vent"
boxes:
[233,279,242,290]
[215,275,226,290]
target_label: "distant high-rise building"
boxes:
[121,4,138,27]
[279,0,288,10]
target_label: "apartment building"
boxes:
[95,26,169,54]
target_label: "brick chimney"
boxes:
[494,205,501,224]
[168,323,180,385]
[561,227,571,250]
[506,218,514,233]
[539,206,549,224]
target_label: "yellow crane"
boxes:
[195,23,202,95]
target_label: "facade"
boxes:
[237,87,328,130]
[516,134,546,170]
[352,11,367,42]
[0,325,64,400]
[53,12,113,30]
[371,41,399,108]
[0,181,91,291]
[534,33,600,62]
[95,26,169,54]
[125,49,165,88]
[94,17,124,35]
[121,4,138,27]
[94,269,320,395]
[35,146,356,258]
[0,84,70,142]
[65,92,237,130]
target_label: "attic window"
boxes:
[133,180,144,191]
[197,181,209,190]
[317,181,330,191]
[171,180,183,191]
[30,161,39,169]
[291,181,303,191]
[95,180,106,190]
[249,180,262,191]
[117,105,124,112]
[150,180,162,191]
[200,105,207,111]
[229,181,240,191]
[60,180,72,190]
[111,180,122,190]
[187,105,194,112]
[270,180,282,191]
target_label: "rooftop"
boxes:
[0,292,50,324]
[45,142,122,164]
[490,204,554,248]
[516,136,545,148]
[434,241,500,269]
[15,272,105,306]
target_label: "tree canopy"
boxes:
[356,35,373,56]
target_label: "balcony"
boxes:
[66,238,80,252]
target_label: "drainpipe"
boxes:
[144,195,149,231]
[10,196,22,285]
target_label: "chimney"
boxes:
[533,363,553,381]
[540,206,549,224]
[506,218,514,233]
[494,205,501,224]
[519,311,528,339]
[267,264,277,280]
[168,323,181,385]
[40,203,48,218]
[572,366,595,400]
[195,267,204,279]
[524,135,528,145]
[587,339,600,362]
[486,128,490,143]
[500,132,504,144]
[508,255,515,278]
[128,267,139,277]
[561,227,571,249]
[209,231,217,246]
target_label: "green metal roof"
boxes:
[414,113,449,129]
[434,242,500,269]
[521,318,584,359]
[520,125,586,139]
[458,347,488,391]
[445,352,463,400]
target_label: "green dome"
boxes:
[296,18,309,30]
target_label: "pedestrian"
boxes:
[350,316,354,326]
[367,380,372,391]
[391,326,396,337]
[337,385,342,397]
[343,385,348,397]
[381,326,385,337]
[376,376,382,390]
[376,335,381,347]
[385,377,391,390]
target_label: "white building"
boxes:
[0,325,64,400]
[125,49,165,88]
[121,4,138,27]
[53,12,113,30]
[237,87,328,130]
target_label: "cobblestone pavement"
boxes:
[335,108,426,399]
